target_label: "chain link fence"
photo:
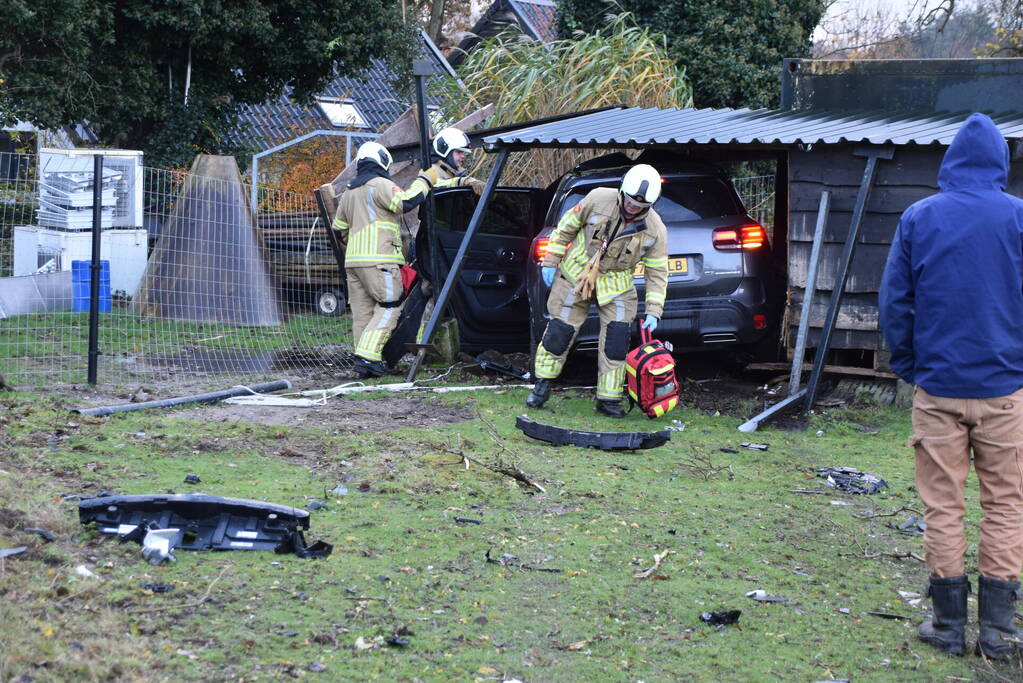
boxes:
[0,151,356,387]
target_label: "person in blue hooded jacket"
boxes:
[880,112,1023,659]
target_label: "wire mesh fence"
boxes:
[0,150,356,387]
[732,174,776,235]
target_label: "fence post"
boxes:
[87,154,103,385]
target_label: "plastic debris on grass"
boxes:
[700,610,741,629]
[814,467,888,494]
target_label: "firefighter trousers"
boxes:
[347,264,405,362]
[910,385,1023,582]
[533,273,637,400]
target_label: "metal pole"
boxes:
[406,148,509,382]
[87,154,103,385]
[789,191,830,394]
[803,147,892,411]
[405,59,442,380]
[413,60,443,300]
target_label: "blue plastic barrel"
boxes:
[71,260,111,313]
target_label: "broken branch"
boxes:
[633,549,674,579]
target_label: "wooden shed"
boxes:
[476,58,1023,374]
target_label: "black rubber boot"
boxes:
[975,575,1023,660]
[918,575,970,655]
[525,379,551,409]
[354,357,388,378]
[595,399,625,418]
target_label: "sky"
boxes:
[814,0,957,42]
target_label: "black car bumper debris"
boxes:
[79,493,332,560]
[516,415,670,451]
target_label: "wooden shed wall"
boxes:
[786,144,1023,367]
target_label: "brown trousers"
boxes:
[911,386,1023,581]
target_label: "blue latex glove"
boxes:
[542,266,556,287]
[641,314,659,332]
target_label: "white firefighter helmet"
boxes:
[433,127,471,158]
[620,164,662,205]
[354,141,392,170]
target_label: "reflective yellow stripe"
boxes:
[344,221,403,266]
[596,270,633,304]
[646,291,666,306]
[547,243,567,256]
[332,218,349,231]
[596,367,625,399]
[534,344,564,379]
[643,256,667,267]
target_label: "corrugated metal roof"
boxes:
[484,106,1023,149]
[231,32,453,151]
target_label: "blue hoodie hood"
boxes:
[937,112,1009,192]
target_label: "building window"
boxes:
[318,99,368,128]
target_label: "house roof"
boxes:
[450,0,556,67]
[231,31,455,151]
[483,106,1023,150]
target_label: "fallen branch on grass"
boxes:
[433,436,546,494]
[677,449,734,482]
[633,549,674,579]
[556,633,611,650]
[485,547,562,572]
[854,505,924,520]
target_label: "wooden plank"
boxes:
[787,243,892,292]
[789,146,945,186]
[787,299,879,331]
[789,183,936,214]
[747,361,897,379]
[789,210,898,244]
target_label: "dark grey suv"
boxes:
[526,156,779,358]
[417,153,779,360]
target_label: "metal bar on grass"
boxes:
[737,388,807,433]
[74,379,293,416]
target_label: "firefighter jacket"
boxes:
[542,187,669,318]
[403,160,484,204]
[332,176,428,267]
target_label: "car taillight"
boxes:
[533,237,550,262]
[753,314,767,330]
[713,224,766,251]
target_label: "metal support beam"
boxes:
[737,190,830,433]
[738,389,807,433]
[405,148,510,382]
[803,146,893,411]
[790,190,830,395]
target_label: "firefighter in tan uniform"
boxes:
[525,164,669,418]
[411,128,484,343]
[332,142,434,377]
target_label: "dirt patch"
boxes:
[168,396,474,431]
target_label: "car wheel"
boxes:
[315,287,345,317]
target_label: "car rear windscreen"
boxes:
[558,178,740,224]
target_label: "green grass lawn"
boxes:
[0,380,1017,681]
[0,311,352,385]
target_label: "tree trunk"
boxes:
[427,0,445,44]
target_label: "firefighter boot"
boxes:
[354,357,388,378]
[975,575,1023,659]
[595,399,626,418]
[525,379,551,409]
[918,575,969,655]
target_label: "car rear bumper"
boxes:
[531,276,772,354]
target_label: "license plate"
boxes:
[635,256,688,277]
